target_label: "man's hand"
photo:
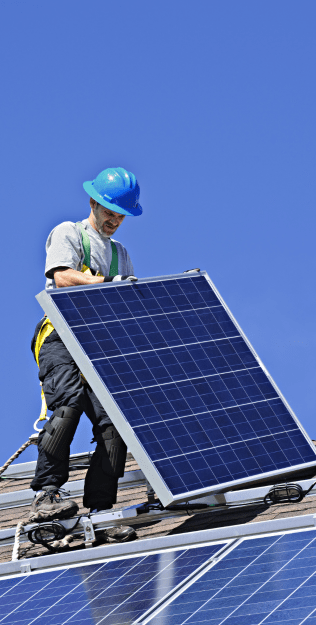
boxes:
[112,275,138,282]
[54,267,105,288]
[53,268,138,288]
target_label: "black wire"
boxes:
[264,483,305,505]
[66,515,82,532]
[28,522,66,546]
[303,480,316,497]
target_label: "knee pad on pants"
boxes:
[41,406,81,460]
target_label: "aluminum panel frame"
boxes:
[36,272,316,506]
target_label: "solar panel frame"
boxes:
[36,271,316,506]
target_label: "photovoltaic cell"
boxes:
[149,529,316,625]
[0,543,223,624]
[38,273,316,504]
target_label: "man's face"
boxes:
[91,200,125,237]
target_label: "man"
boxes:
[29,167,141,540]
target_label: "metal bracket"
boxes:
[20,563,31,574]
[81,516,96,548]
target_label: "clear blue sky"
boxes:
[0,1,315,466]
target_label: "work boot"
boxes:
[28,487,79,523]
[104,525,136,543]
[90,509,136,543]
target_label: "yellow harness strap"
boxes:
[34,318,55,421]
[81,264,103,277]
[34,318,55,367]
[34,264,104,420]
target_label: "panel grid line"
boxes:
[152,427,300,462]
[149,531,316,625]
[0,569,68,624]
[133,396,279,427]
[90,335,242,362]
[93,549,194,625]
[111,365,262,395]
[0,543,225,625]
[256,559,316,625]
[59,556,146,625]
[215,537,316,625]
[174,535,285,625]
[70,304,223,329]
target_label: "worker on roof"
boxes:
[29,167,141,542]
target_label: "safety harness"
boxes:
[78,222,118,277]
[35,223,118,420]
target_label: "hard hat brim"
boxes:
[83,181,142,217]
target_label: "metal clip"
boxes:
[81,517,96,548]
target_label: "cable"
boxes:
[65,515,82,532]
[28,522,66,551]
[27,517,83,552]
[0,514,83,548]
[302,480,316,497]
[264,483,304,505]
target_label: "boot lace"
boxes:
[38,488,70,504]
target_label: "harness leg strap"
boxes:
[41,406,81,460]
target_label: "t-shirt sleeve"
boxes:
[126,251,134,276]
[45,222,83,279]
[114,240,134,276]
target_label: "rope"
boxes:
[0,439,36,477]
[1,435,41,561]
[12,521,25,561]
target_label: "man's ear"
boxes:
[89,197,98,210]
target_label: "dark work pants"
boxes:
[31,326,126,510]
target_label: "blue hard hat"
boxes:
[83,167,142,217]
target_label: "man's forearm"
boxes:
[53,268,104,288]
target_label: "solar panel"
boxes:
[0,543,224,624]
[37,272,316,506]
[148,528,316,625]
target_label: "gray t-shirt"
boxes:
[45,219,134,289]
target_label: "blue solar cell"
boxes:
[45,273,316,502]
[0,544,224,625]
[149,529,316,625]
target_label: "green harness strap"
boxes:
[76,222,91,267]
[76,222,118,276]
[109,239,118,276]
